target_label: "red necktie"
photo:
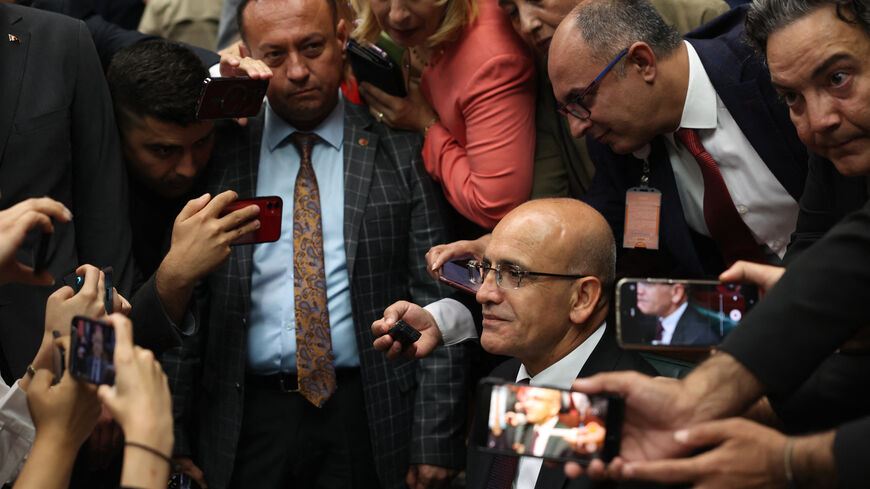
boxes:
[654,318,664,342]
[674,128,765,265]
[291,132,336,407]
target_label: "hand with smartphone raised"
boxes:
[424,235,491,281]
[156,190,261,323]
[98,314,174,489]
[0,197,72,287]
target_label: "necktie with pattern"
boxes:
[654,318,664,342]
[674,128,765,265]
[291,132,336,407]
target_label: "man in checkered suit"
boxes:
[161,0,469,487]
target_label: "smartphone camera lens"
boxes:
[267,202,273,209]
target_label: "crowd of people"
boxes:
[1,0,869,487]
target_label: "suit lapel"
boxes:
[0,6,29,162]
[216,119,262,309]
[341,102,378,280]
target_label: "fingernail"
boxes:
[623,464,635,477]
[63,207,73,220]
[200,193,210,200]
[674,429,689,443]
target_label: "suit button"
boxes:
[235,382,241,390]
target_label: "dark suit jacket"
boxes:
[26,0,220,69]
[669,304,720,345]
[583,5,807,278]
[719,198,870,488]
[467,327,659,489]
[164,102,468,489]
[0,3,134,381]
[784,153,868,263]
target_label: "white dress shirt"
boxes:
[637,41,799,259]
[0,380,34,484]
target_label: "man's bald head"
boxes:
[494,198,616,295]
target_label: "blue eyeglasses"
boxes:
[556,48,629,121]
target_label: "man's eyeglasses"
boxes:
[556,48,629,121]
[466,260,588,290]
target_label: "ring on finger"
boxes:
[376,111,384,122]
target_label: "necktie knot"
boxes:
[290,132,320,163]
[674,128,704,157]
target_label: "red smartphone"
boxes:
[438,258,478,294]
[221,196,282,245]
[195,77,268,120]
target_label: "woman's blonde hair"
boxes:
[351,0,477,50]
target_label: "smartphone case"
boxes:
[347,39,407,97]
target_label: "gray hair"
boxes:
[571,0,682,67]
[746,0,870,61]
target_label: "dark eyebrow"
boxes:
[811,53,854,80]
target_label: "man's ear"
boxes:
[239,42,251,58]
[626,41,657,82]
[569,277,603,325]
[336,19,349,58]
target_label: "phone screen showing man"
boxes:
[474,380,622,464]
[69,316,116,385]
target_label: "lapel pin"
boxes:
[8,34,20,43]
[358,138,368,147]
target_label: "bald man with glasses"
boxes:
[372,198,656,489]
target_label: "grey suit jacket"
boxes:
[164,101,468,489]
[0,3,134,381]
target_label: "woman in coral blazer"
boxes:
[355,0,536,230]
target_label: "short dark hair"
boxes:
[571,0,682,67]
[746,0,870,61]
[236,0,338,44]
[106,38,207,129]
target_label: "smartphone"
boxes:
[32,231,50,274]
[220,196,282,245]
[61,266,114,314]
[195,77,269,120]
[472,378,623,464]
[347,39,407,97]
[438,258,478,294]
[615,278,759,350]
[68,316,116,385]
[387,320,421,350]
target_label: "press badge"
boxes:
[624,187,661,250]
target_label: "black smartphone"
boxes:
[387,320,421,350]
[347,39,407,97]
[219,196,282,245]
[472,378,623,464]
[68,316,116,385]
[615,278,759,350]
[438,258,478,294]
[195,77,269,120]
[62,267,114,314]
[33,231,50,274]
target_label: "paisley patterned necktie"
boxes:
[290,132,335,407]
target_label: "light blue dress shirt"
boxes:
[246,95,357,375]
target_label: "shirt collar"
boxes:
[661,301,689,332]
[678,40,718,130]
[263,92,345,152]
[517,323,606,388]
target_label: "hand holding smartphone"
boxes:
[472,379,623,464]
[219,196,282,245]
[347,39,407,97]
